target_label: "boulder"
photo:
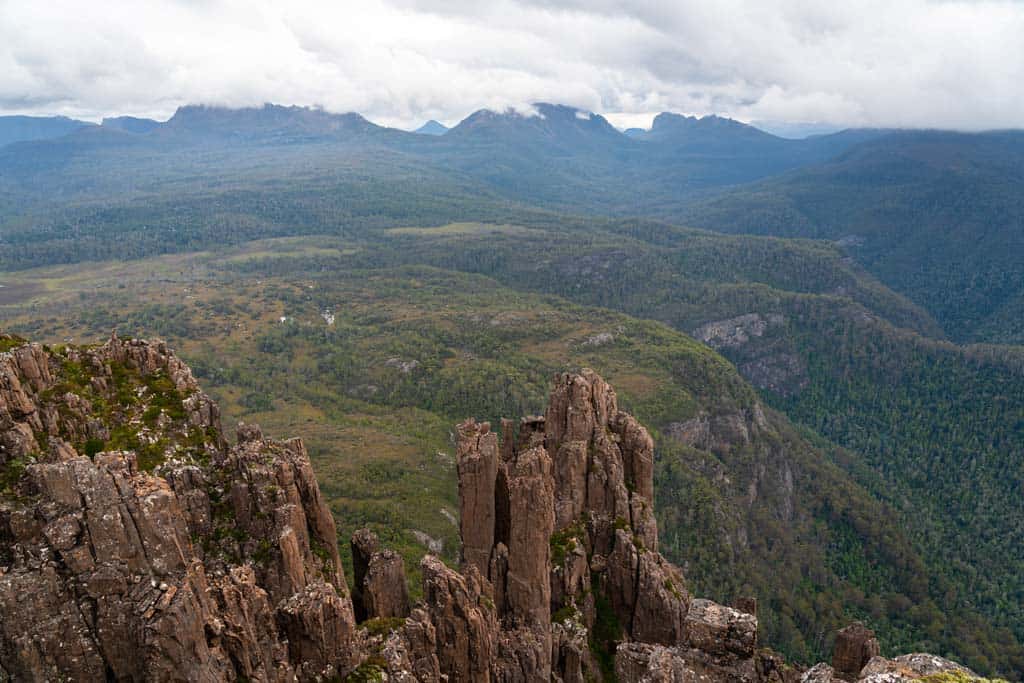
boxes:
[685,598,757,657]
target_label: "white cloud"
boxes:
[0,0,1021,130]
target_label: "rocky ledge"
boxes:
[0,333,991,681]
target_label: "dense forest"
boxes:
[677,131,1024,343]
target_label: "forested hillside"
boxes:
[679,131,1024,343]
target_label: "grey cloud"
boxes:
[0,0,1020,130]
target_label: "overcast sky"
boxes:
[1,0,1022,131]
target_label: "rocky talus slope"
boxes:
[0,334,990,681]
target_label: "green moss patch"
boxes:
[358,617,406,638]
[0,335,27,353]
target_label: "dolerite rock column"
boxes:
[456,418,499,578]
[832,622,880,680]
[351,528,410,621]
[544,370,686,645]
[453,370,688,682]
[455,417,555,681]
[420,556,497,681]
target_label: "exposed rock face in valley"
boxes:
[694,313,786,350]
[0,333,985,681]
[693,313,809,396]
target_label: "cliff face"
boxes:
[0,334,356,681]
[0,333,983,682]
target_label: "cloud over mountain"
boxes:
[1,0,1021,130]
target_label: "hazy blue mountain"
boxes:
[414,119,448,135]
[751,120,846,139]
[101,116,162,134]
[637,112,784,149]
[158,103,390,142]
[445,103,627,149]
[633,114,889,167]
[0,115,94,148]
[0,103,884,212]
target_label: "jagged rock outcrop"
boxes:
[801,648,979,683]
[351,528,410,621]
[858,653,977,680]
[685,599,757,657]
[419,555,497,680]
[452,416,555,681]
[1,335,986,682]
[436,369,766,682]
[616,642,794,683]
[0,334,356,681]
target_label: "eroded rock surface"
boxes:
[857,653,977,681]
[0,334,355,681]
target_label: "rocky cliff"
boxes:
[0,333,987,682]
[0,333,356,681]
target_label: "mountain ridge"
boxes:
[0,114,95,148]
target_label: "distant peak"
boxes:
[651,111,747,129]
[414,119,448,136]
[642,111,781,146]
[450,102,624,143]
[101,116,161,134]
[163,103,379,139]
